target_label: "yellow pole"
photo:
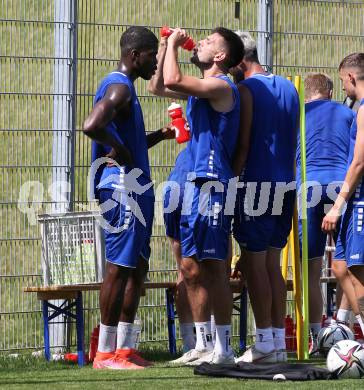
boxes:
[282,75,294,283]
[282,241,289,281]
[292,207,304,360]
[298,76,310,360]
[292,75,305,360]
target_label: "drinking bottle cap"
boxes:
[160,26,171,37]
[168,102,182,110]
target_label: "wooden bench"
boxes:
[24,280,247,366]
[24,276,337,366]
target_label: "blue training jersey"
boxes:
[348,99,364,204]
[296,99,354,185]
[185,75,240,183]
[164,148,193,208]
[90,71,153,199]
[240,73,299,182]
[168,147,193,185]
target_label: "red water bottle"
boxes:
[168,102,190,144]
[285,315,294,351]
[64,352,89,364]
[321,314,328,328]
[293,323,297,351]
[354,322,364,341]
[88,325,99,362]
[160,26,196,51]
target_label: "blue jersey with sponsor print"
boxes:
[296,99,354,185]
[185,75,240,183]
[240,73,299,182]
[348,99,364,204]
[90,71,153,198]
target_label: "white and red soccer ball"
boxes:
[326,339,364,379]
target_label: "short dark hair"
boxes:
[212,27,245,69]
[120,26,158,57]
[339,52,364,80]
[304,73,333,100]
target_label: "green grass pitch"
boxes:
[0,346,361,390]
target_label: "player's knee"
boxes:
[332,261,347,280]
[180,261,201,286]
[104,261,130,282]
[133,260,149,285]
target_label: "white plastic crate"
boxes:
[38,212,105,286]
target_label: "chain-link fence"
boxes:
[1,0,363,352]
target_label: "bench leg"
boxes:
[42,300,51,361]
[239,286,248,351]
[166,288,177,355]
[75,291,85,366]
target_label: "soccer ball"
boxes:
[317,323,355,356]
[327,339,364,379]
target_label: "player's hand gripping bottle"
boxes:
[167,102,190,144]
[160,26,195,51]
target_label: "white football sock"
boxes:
[194,321,213,351]
[214,324,232,356]
[255,327,274,353]
[355,314,364,335]
[117,321,134,350]
[131,319,142,349]
[98,323,117,353]
[180,322,196,352]
[336,309,350,323]
[210,315,216,346]
[272,327,286,350]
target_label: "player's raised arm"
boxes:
[148,35,188,100]
[163,28,234,112]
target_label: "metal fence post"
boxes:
[50,0,78,352]
[257,0,273,72]
[52,0,77,213]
